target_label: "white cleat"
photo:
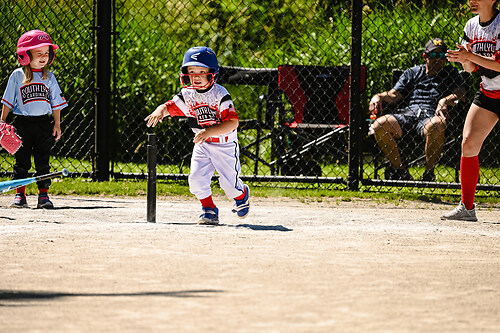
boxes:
[441,202,477,222]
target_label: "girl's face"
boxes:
[29,46,50,69]
[469,0,496,14]
[186,66,211,89]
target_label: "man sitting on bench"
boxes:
[369,38,466,181]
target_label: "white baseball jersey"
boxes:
[165,83,245,200]
[462,11,500,97]
[168,83,239,142]
[2,68,68,115]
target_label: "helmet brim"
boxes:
[182,61,210,69]
[18,43,59,52]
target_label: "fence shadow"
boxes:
[0,289,223,304]
[53,205,117,210]
[158,222,293,231]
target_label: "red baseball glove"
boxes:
[0,122,22,154]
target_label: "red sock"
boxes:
[200,195,216,209]
[234,187,247,201]
[460,155,479,210]
[16,186,26,194]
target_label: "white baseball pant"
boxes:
[188,141,245,200]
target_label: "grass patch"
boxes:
[2,176,496,207]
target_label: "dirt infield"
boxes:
[0,194,499,332]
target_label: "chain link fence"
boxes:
[113,0,357,184]
[361,1,499,192]
[1,0,498,194]
[0,0,95,177]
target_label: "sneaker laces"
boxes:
[201,207,217,218]
[232,202,249,212]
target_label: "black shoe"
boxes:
[37,193,54,209]
[422,170,435,182]
[385,166,413,181]
[10,193,29,208]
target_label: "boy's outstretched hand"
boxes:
[145,104,167,128]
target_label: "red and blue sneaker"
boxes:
[232,185,250,219]
[198,206,219,225]
[10,193,28,208]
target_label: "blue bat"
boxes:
[0,169,69,194]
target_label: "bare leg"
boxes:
[423,116,447,172]
[373,115,403,168]
[462,105,498,157]
[461,104,498,208]
[441,105,498,219]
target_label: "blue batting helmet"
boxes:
[181,46,219,84]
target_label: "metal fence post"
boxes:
[348,0,363,191]
[95,0,112,181]
[147,134,157,223]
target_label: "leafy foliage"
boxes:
[0,1,498,188]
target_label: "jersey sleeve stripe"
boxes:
[52,101,68,109]
[220,94,232,104]
[176,92,185,103]
[1,99,14,109]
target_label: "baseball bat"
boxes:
[0,168,69,194]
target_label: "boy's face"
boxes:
[30,46,50,69]
[186,66,211,89]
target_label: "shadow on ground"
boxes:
[234,224,292,231]
[0,289,223,304]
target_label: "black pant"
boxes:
[12,115,55,190]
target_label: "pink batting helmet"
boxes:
[17,30,59,66]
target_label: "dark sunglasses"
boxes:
[426,52,446,59]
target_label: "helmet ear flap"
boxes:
[181,74,191,86]
[207,68,215,83]
[18,50,32,66]
[180,67,190,85]
[26,50,33,64]
[18,53,27,65]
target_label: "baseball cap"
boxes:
[425,38,447,53]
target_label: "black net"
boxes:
[0,0,498,193]
[0,0,95,176]
[113,0,355,181]
[361,1,499,190]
